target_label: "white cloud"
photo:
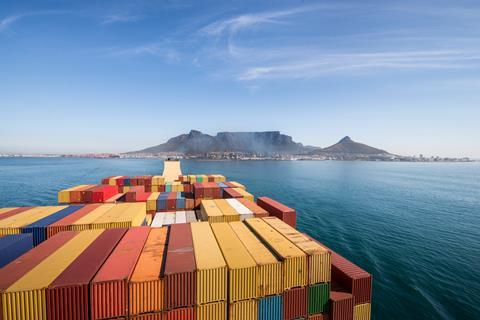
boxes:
[0,10,71,31]
[104,43,181,62]
[101,13,142,25]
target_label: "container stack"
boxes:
[257,196,297,228]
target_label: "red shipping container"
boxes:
[46,229,127,320]
[256,197,296,228]
[126,186,147,202]
[167,192,177,210]
[164,224,197,309]
[183,183,192,193]
[237,198,268,217]
[0,231,78,320]
[101,177,112,185]
[330,291,353,320]
[80,185,99,203]
[193,183,204,199]
[92,185,118,203]
[0,206,34,221]
[223,182,237,188]
[90,227,150,320]
[283,286,308,320]
[309,313,329,320]
[47,204,100,238]
[145,185,152,192]
[163,306,196,320]
[70,186,95,203]
[223,188,242,199]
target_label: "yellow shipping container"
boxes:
[147,193,160,212]
[229,299,257,320]
[190,222,227,304]
[244,218,307,290]
[188,175,196,184]
[57,185,89,204]
[0,206,67,236]
[108,176,122,186]
[152,175,165,186]
[354,303,371,320]
[197,301,226,320]
[90,203,131,229]
[200,200,224,223]
[214,200,240,223]
[0,208,15,215]
[230,182,245,190]
[1,229,103,320]
[229,221,283,296]
[263,217,331,284]
[211,223,258,302]
[234,188,254,202]
[113,203,146,228]
[70,204,115,231]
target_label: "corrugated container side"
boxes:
[353,303,371,320]
[130,312,162,320]
[283,287,307,320]
[258,295,282,320]
[0,234,33,268]
[229,299,257,320]
[90,227,150,320]
[129,280,164,315]
[330,291,354,320]
[197,301,227,320]
[309,283,330,315]
[163,306,196,320]
[258,262,283,297]
[309,314,329,320]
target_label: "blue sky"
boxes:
[1,0,479,157]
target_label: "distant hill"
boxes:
[130,130,315,155]
[318,136,390,155]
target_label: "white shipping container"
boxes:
[151,213,165,227]
[163,212,176,225]
[240,213,255,221]
[175,211,187,224]
[185,210,197,222]
[226,198,252,215]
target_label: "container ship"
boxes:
[0,160,372,320]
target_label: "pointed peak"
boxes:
[338,136,352,143]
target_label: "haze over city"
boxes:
[1,0,479,158]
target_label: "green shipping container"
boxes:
[308,282,330,315]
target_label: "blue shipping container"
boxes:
[22,205,83,246]
[123,178,131,186]
[176,192,185,209]
[258,295,283,320]
[0,233,33,268]
[157,192,170,210]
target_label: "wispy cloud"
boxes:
[101,12,143,25]
[200,5,326,36]
[104,42,181,62]
[0,10,71,31]
[237,50,480,80]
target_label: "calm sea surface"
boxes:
[0,158,479,319]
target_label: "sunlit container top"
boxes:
[229,221,278,266]
[163,213,176,225]
[165,223,196,274]
[92,203,131,224]
[5,229,103,292]
[226,199,252,215]
[130,227,167,281]
[210,223,256,269]
[71,204,115,226]
[214,199,239,217]
[244,218,305,259]
[93,227,150,282]
[48,204,100,228]
[114,203,146,225]
[175,211,187,224]
[190,222,226,269]
[151,213,165,227]
[201,200,223,218]
[0,206,67,228]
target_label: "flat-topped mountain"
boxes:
[130,130,313,155]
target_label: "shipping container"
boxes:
[196,301,227,320]
[211,223,258,302]
[229,221,283,296]
[309,313,329,320]
[151,213,165,227]
[152,176,165,186]
[244,218,307,289]
[0,206,68,236]
[237,199,269,217]
[263,217,331,284]
[200,200,224,223]
[283,286,308,320]
[70,204,115,231]
[353,303,371,320]
[130,313,162,320]
[258,295,282,320]
[0,207,34,221]
[214,199,240,222]
[47,204,100,238]
[174,211,186,224]
[233,188,254,202]
[190,222,227,304]
[163,212,176,225]
[2,230,103,320]
[0,234,33,268]
[46,228,127,320]
[185,211,197,223]
[309,283,330,315]
[147,193,160,212]
[226,198,253,220]
[58,185,89,204]
[257,197,296,228]
[129,227,168,315]
[112,203,147,228]
[90,227,150,320]
[330,291,354,320]
[70,185,97,203]
[157,192,169,211]
[223,188,242,199]
[229,299,257,320]
[22,205,84,246]
[164,224,196,309]
[89,203,131,229]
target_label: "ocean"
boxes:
[0,157,479,319]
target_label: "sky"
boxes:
[1,0,479,158]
